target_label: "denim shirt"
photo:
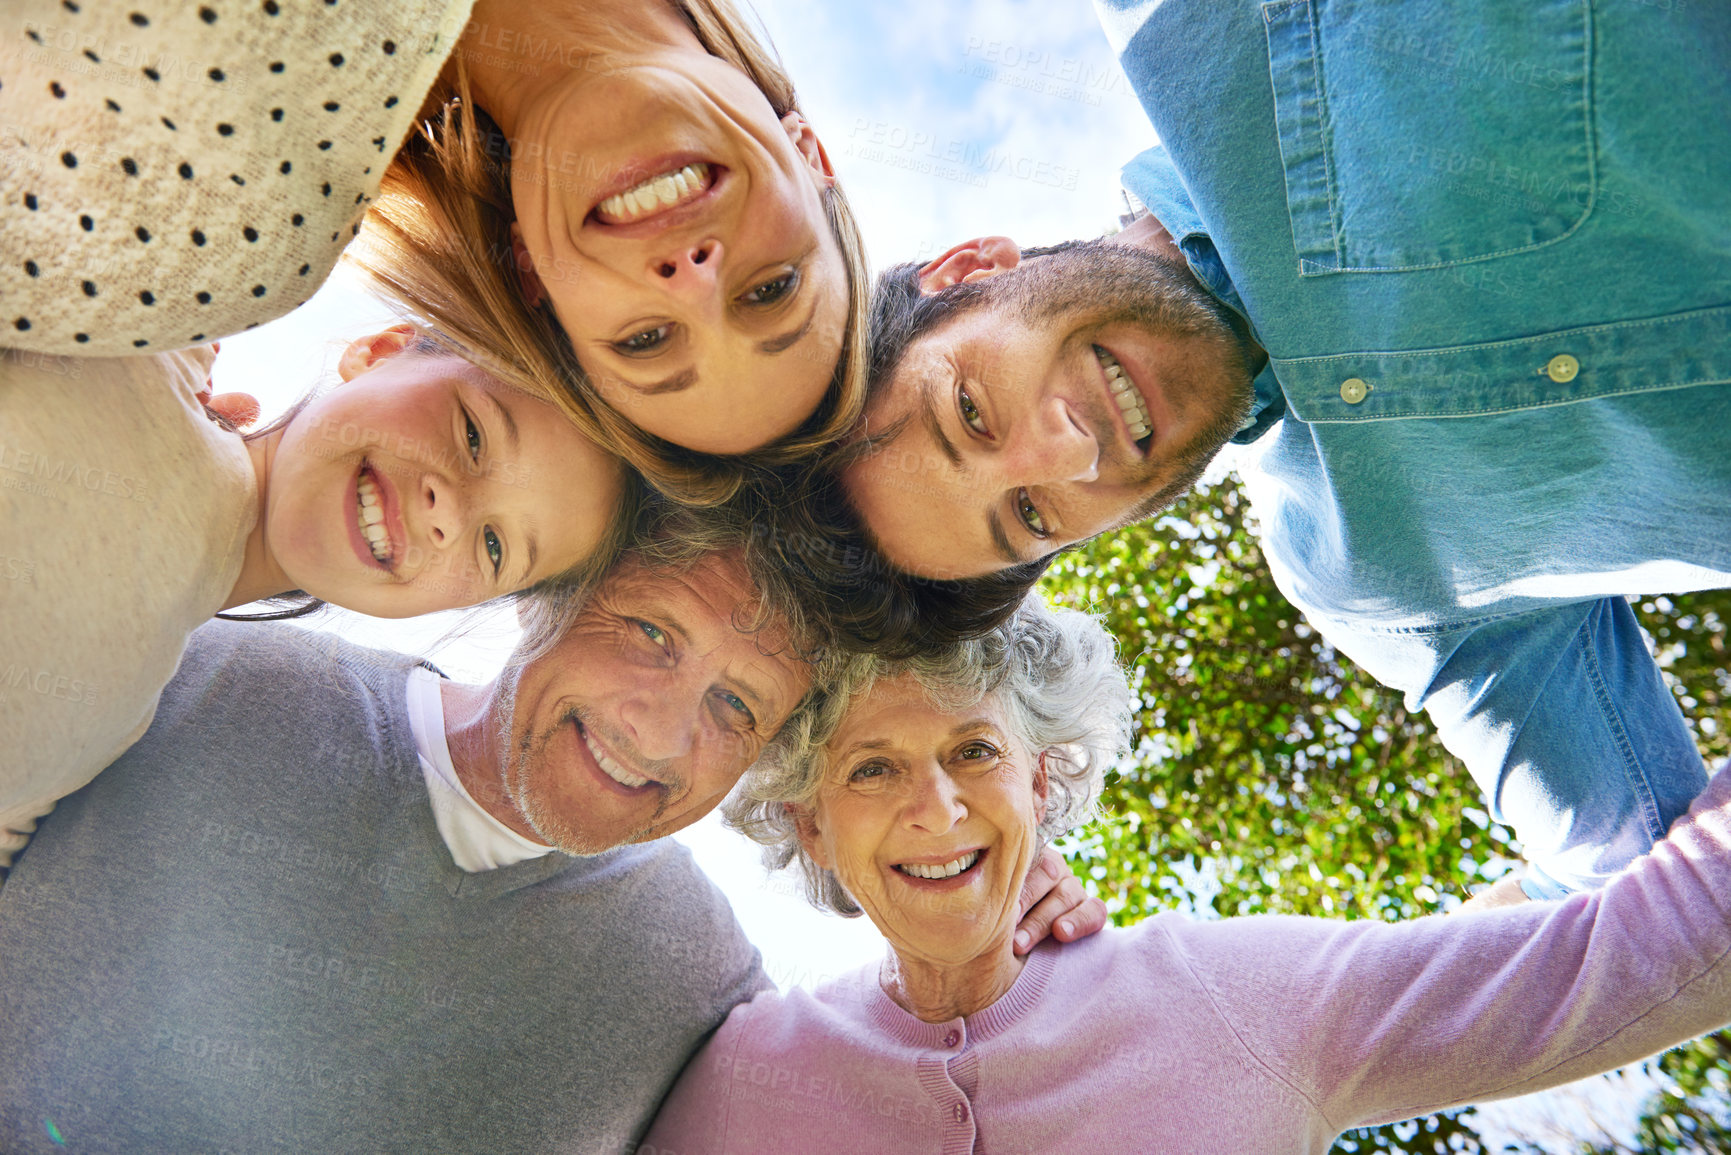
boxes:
[1097,0,1731,895]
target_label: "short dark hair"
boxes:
[744,462,1050,660]
[868,240,1092,403]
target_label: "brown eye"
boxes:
[1016,490,1047,536]
[741,270,797,306]
[615,324,672,355]
[959,386,986,434]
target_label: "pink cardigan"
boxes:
[645,765,1731,1154]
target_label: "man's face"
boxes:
[499,550,811,854]
[843,241,1255,579]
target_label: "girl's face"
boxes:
[508,53,848,456]
[264,328,626,618]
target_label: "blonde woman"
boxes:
[1,0,868,503]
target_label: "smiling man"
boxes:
[0,503,802,1151]
[0,499,1099,1151]
[828,0,1731,905]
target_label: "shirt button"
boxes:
[943,1030,960,1047]
[1545,353,1580,383]
[953,1103,969,1123]
[1339,377,1369,404]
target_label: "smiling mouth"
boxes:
[1094,345,1153,447]
[594,162,714,226]
[895,849,982,881]
[355,467,394,567]
[579,723,657,790]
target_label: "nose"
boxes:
[616,684,698,763]
[650,239,725,314]
[904,763,967,835]
[1000,395,1099,486]
[420,471,467,549]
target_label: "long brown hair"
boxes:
[354,0,871,508]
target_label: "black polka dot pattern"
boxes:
[6,0,443,354]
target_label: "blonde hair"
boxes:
[353,0,871,508]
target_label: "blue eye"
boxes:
[637,620,667,645]
[716,689,756,728]
[483,527,502,575]
[464,413,482,462]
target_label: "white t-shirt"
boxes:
[404,666,551,872]
[1,347,255,865]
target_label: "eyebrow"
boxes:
[757,301,818,356]
[917,368,963,468]
[986,510,1024,566]
[518,532,539,587]
[631,367,698,397]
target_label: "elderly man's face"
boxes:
[501,550,811,853]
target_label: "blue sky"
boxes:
[209,2,1652,1146]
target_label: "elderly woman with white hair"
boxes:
[644,591,1731,1154]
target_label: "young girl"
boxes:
[0,326,631,866]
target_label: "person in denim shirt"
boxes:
[840,0,1730,899]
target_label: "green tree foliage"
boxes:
[1039,473,1731,1154]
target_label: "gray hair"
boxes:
[725,591,1136,916]
[503,493,844,773]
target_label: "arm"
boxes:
[1318,598,1708,897]
[1176,761,1731,1134]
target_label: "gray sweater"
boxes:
[0,620,768,1153]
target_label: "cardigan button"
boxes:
[952,1102,969,1123]
[943,1030,960,1047]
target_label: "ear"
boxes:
[1033,752,1052,822]
[780,111,837,190]
[509,221,549,309]
[336,323,419,382]
[788,802,833,872]
[917,237,1022,295]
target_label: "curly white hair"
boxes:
[725,591,1136,916]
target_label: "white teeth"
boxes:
[355,474,392,564]
[1096,347,1152,441]
[584,730,650,789]
[897,850,980,880]
[597,163,711,222]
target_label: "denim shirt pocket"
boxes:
[1262,0,1596,275]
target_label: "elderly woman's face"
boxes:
[798,676,1049,968]
[509,51,848,456]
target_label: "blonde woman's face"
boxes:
[799,678,1049,969]
[508,52,849,456]
[264,328,626,618]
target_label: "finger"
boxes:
[1054,895,1108,942]
[208,391,263,429]
[1014,875,1087,955]
[1015,847,1064,920]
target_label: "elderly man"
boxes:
[820,1,1730,902]
[0,503,1099,1151]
